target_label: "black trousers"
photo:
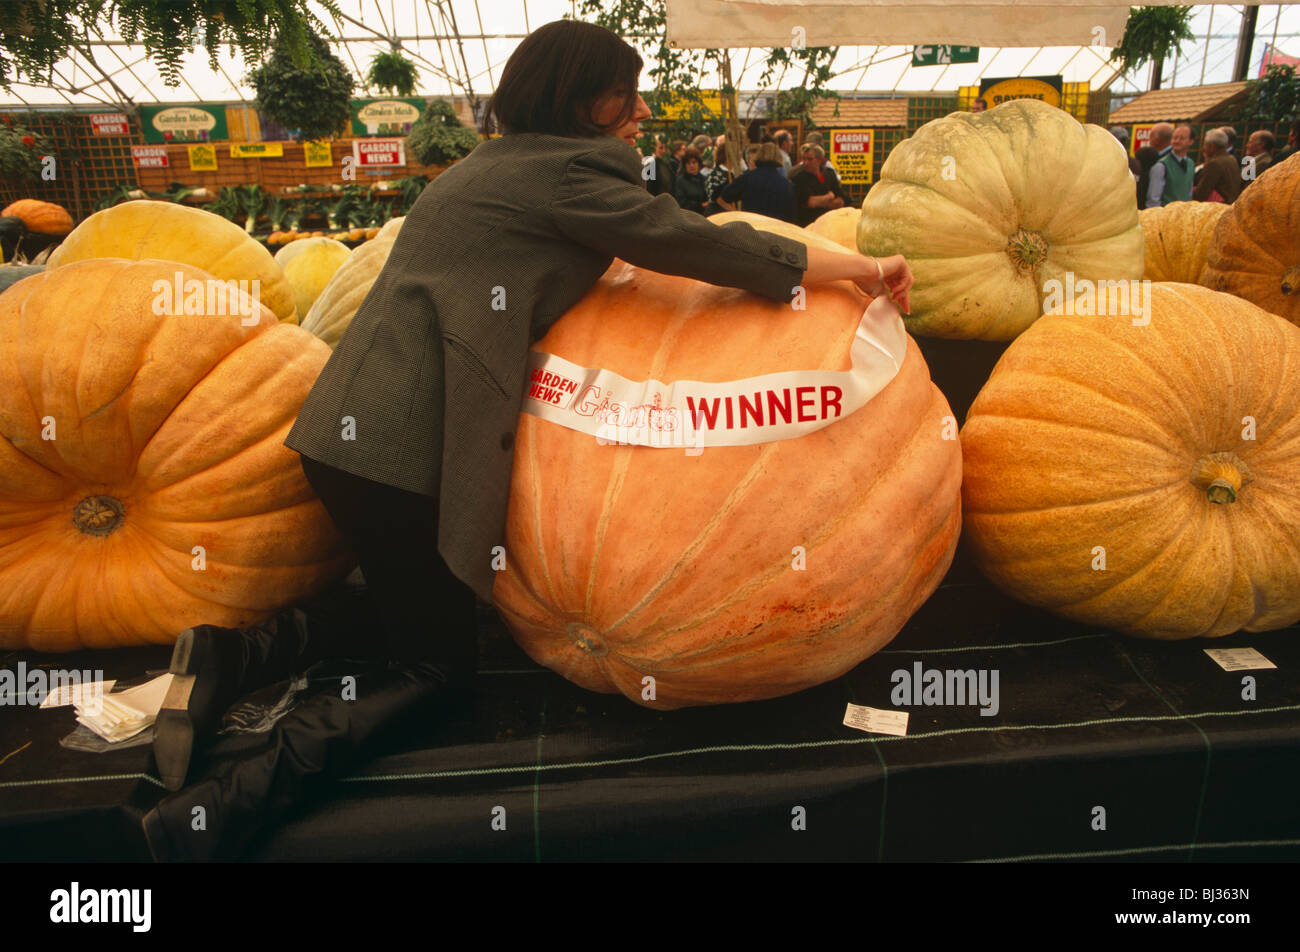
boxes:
[298,454,479,684]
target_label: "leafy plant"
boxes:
[395,174,428,213]
[0,1,342,91]
[235,183,265,234]
[1110,6,1196,91]
[365,49,418,96]
[266,195,291,230]
[405,99,478,166]
[247,27,354,143]
[1243,64,1300,123]
[207,185,243,222]
[0,118,53,181]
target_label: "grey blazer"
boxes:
[284,131,810,604]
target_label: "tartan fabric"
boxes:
[285,132,809,604]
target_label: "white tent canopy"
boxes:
[2,1,1300,109]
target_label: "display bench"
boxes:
[2,542,1296,863]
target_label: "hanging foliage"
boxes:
[247,27,354,143]
[0,0,343,91]
[366,49,419,96]
[406,99,479,166]
[1243,64,1300,123]
[1109,6,1196,86]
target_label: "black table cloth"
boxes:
[3,544,1297,863]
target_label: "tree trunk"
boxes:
[1150,54,1164,91]
[721,51,747,169]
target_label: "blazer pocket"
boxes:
[443,331,511,401]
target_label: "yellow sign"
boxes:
[229,142,284,159]
[303,141,333,168]
[187,144,217,172]
[830,129,873,186]
[656,92,724,121]
[1130,123,1156,157]
[980,78,1061,109]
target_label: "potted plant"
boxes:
[247,28,354,143]
[365,49,418,97]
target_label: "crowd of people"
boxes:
[640,107,1296,224]
[640,126,848,226]
[1114,118,1297,209]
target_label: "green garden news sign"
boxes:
[350,98,427,136]
[140,104,228,143]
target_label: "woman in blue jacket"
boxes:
[717,142,797,222]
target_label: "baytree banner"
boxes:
[979,75,1063,109]
[139,104,228,143]
[350,98,426,136]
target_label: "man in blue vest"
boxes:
[1145,124,1194,207]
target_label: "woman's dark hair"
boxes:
[714,143,728,167]
[682,146,702,168]
[486,20,643,136]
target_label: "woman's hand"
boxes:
[854,254,913,313]
[803,246,913,314]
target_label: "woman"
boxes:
[718,141,798,222]
[673,146,709,214]
[142,19,912,860]
[705,143,734,215]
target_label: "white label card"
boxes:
[1204,647,1276,672]
[843,703,909,736]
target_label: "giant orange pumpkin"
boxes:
[0,258,354,651]
[492,213,963,709]
[961,283,1300,639]
[1201,153,1300,325]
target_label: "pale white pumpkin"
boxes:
[858,99,1144,340]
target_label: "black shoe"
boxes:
[143,660,465,861]
[153,585,377,791]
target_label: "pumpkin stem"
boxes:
[1190,452,1253,504]
[1281,265,1300,296]
[566,621,609,657]
[73,495,125,535]
[1006,228,1049,276]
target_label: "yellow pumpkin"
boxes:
[1201,153,1300,325]
[275,237,351,318]
[858,99,1144,340]
[47,202,298,324]
[961,283,1300,639]
[300,217,404,348]
[493,212,963,708]
[0,258,354,651]
[805,206,861,251]
[1138,202,1227,283]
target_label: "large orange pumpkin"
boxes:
[961,283,1300,639]
[492,213,963,709]
[1201,153,1300,325]
[0,258,354,651]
